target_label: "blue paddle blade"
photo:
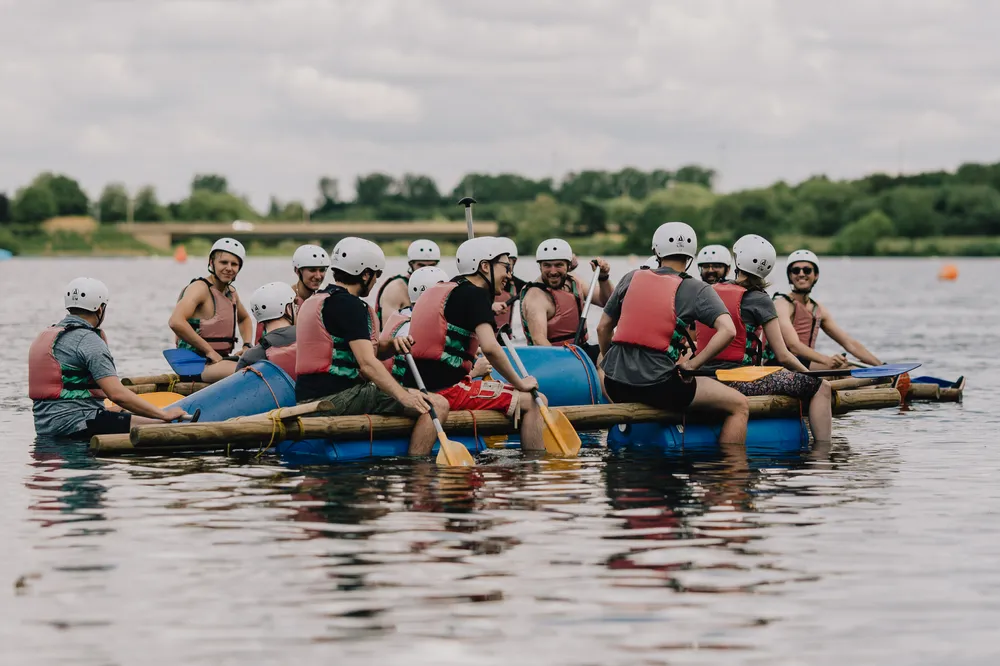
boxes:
[162,348,207,376]
[850,362,921,378]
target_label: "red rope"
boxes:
[567,345,597,405]
[243,366,281,409]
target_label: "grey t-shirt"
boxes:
[601,268,728,386]
[704,288,777,370]
[236,325,297,369]
[32,315,119,436]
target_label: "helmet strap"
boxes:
[95,304,107,328]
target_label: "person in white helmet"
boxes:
[375,239,441,328]
[295,237,446,455]
[491,237,528,340]
[695,244,732,285]
[169,237,253,382]
[773,249,880,369]
[695,235,832,442]
[597,222,750,444]
[291,243,330,306]
[401,236,550,453]
[234,282,299,379]
[520,238,613,362]
[29,278,190,437]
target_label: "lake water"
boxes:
[1,256,997,665]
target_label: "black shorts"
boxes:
[80,409,132,437]
[604,374,698,411]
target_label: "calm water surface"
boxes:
[1,256,997,665]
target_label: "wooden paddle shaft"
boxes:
[93,388,901,453]
[226,400,334,422]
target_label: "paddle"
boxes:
[843,356,914,400]
[459,196,477,240]
[500,332,582,456]
[162,348,207,377]
[404,353,475,467]
[688,362,921,382]
[105,391,185,410]
[572,262,601,346]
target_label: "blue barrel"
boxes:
[607,418,809,457]
[175,361,296,422]
[495,345,604,406]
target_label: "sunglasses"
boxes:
[789,266,814,276]
[494,261,512,272]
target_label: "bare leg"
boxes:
[518,391,546,451]
[201,360,238,383]
[808,380,833,442]
[408,394,450,456]
[688,377,749,444]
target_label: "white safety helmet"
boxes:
[249,282,296,323]
[495,237,518,260]
[64,277,109,312]
[407,239,441,263]
[786,249,820,276]
[652,222,698,260]
[640,255,658,269]
[456,236,505,276]
[535,238,574,263]
[331,237,386,276]
[292,244,330,270]
[732,234,777,279]
[408,266,449,303]
[209,237,246,267]
[696,244,733,268]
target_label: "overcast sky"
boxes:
[2,0,997,209]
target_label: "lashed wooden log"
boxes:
[89,388,900,454]
[122,374,180,387]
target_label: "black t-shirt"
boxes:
[403,279,495,392]
[295,286,375,401]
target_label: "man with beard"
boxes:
[169,237,253,383]
[695,244,732,284]
[375,239,441,328]
[773,250,881,370]
[519,238,612,362]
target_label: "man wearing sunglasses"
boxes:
[773,249,881,369]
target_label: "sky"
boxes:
[2,0,998,210]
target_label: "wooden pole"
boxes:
[828,377,891,391]
[122,374,180,387]
[125,381,207,396]
[903,383,941,401]
[833,388,901,414]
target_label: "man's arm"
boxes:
[683,314,736,370]
[378,280,410,327]
[522,289,553,346]
[596,312,616,357]
[585,259,613,307]
[234,294,252,352]
[235,345,266,369]
[97,375,185,421]
[351,339,428,414]
[820,308,882,366]
[168,281,220,359]
[476,323,537,393]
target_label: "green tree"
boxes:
[177,190,259,222]
[267,196,282,219]
[936,184,1000,235]
[570,198,608,235]
[558,170,615,204]
[708,189,781,238]
[880,186,942,237]
[497,195,571,255]
[605,196,643,234]
[191,174,228,194]
[624,184,715,253]
[452,173,554,202]
[832,210,895,256]
[281,201,306,220]
[31,173,89,216]
[98,183,129,223]
[795,177,861,235]
[12,185,57,225]
[354,173,396,206]
[674,164,716,189]
[398,173,440,207]
[0,193,10,224]
[133,185,169,222]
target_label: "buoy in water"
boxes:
[938,264,958,281]
[174,245,187,263]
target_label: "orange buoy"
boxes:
[938,264,958,280]
[174,245,188,263]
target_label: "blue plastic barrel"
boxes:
[607,418,809,457]
[174,360,296,422]
[495,345,604,406]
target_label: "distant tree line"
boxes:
[3,161,1000,254]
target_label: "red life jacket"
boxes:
[774,293,822,348]
[375,274,408,324]
[177,277,238,355]
[695,282,763,365]
[521,279,585,345]
[28,324,109,400]
[612,269,691,360]
[255,292,305,344]
[378,310,411,372]
[295,286,379,380]
[260,335,298,380]
[407,282,479,373]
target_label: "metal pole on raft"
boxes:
[459,197,476,240]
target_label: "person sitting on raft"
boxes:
[773,249,881,370]
[519,238,613,363]
[169,237,253,383]
[395,236,549,454]
[695,244,732,285]
[250,244,330,346]
[696,235,832,443]
[294,237,447,455]
[30,278,189,437]
[490,237,528,343]
[596,222,750,445]
[375,239,441,329]
[234,282,299,380]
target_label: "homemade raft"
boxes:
[92,349,908,460]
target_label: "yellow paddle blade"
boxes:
[713,366,782,382]
[483,434,509,449]
[137,392,186,408]
[435,432,476,467]
[540,405,582,457]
